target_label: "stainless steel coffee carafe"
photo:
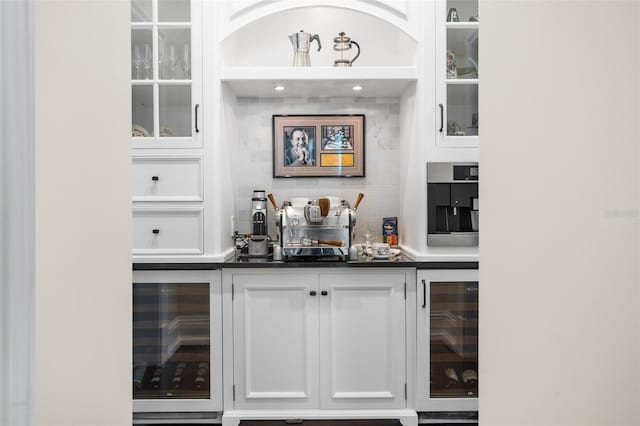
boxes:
[288,30,321,67]
[333,32,360,67]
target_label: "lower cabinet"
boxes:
[230,270,408,410]
[416,269,479,412]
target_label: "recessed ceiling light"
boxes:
[274,85,285,91]
[352,85,363,91]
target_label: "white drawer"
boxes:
[133,207,203,255]
[132,156,203,202]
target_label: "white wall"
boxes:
[480,1,640,425]
[34,1,132,425]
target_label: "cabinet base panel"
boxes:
[223,411,417,426]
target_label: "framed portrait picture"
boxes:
[272,114,365,178]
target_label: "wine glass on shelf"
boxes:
[168,44,178,79]
[133,45,142,79]
[182,43,191,79]
[142,43,152,79]
[158,37,166,79]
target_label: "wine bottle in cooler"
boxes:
[150,366,163,389]
[195,362,209,389]
[171,362,187,389]
[132,361,148,390]
[444,367,460,388]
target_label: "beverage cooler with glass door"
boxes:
[416,269,478,412]
[132,270,222,413]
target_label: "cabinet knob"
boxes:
[152,229,160,234]
[151,176,159,181]
[309,291,317,296]
[321,290,328,296]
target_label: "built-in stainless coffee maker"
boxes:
[427,162,478,246]
[248,190,269,256]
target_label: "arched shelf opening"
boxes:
[220,5,417,68]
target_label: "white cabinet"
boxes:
[131,0,202,149]
[232,273,320,409]
[229,270,407,411]
[435,0,479,148]
[319,273,407,410]
[131,0,209,260]
[416,269,478,412]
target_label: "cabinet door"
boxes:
[435,0,479,148]
[416,269,478,411]
[232,273,320,409]
[319,272,406,409]
[131,0,202,149]
[132,270,222,412]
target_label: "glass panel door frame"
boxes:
[133,270,222,412]
[416,269,478,411]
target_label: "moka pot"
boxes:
[288,30,321,67]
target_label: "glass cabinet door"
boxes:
[430,281,478,398]
[417,269,478,412]
[437,0,479,147]
[131,0,201,149]
[132,270,222,412]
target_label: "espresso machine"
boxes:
[267,193,364,261]
[248,190,269,256]
[427,163,478,246]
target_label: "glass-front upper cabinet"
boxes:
[416,269,478,412]
[436,0,479,148]
[131,0,202,149]
[133,270,222,412]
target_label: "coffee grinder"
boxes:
[248,190,270,256]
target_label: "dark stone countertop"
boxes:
[133,253,478,270]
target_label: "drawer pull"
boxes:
[321,290,328,296]
[152,229,160,234]
[151,176,159,181]
[309,291,317,296]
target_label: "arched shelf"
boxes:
[218,2,420,97]
[220,0,418,42]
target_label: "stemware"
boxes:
[182,43,191,79]
[168,44,178,79]
[133,45,142,79]
[362,228,376,250]
[143,43,152,79]
[158,37,166,79]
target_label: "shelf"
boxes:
[220,66,419,98]
[446,78,479,85]
[445,22,479,30]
